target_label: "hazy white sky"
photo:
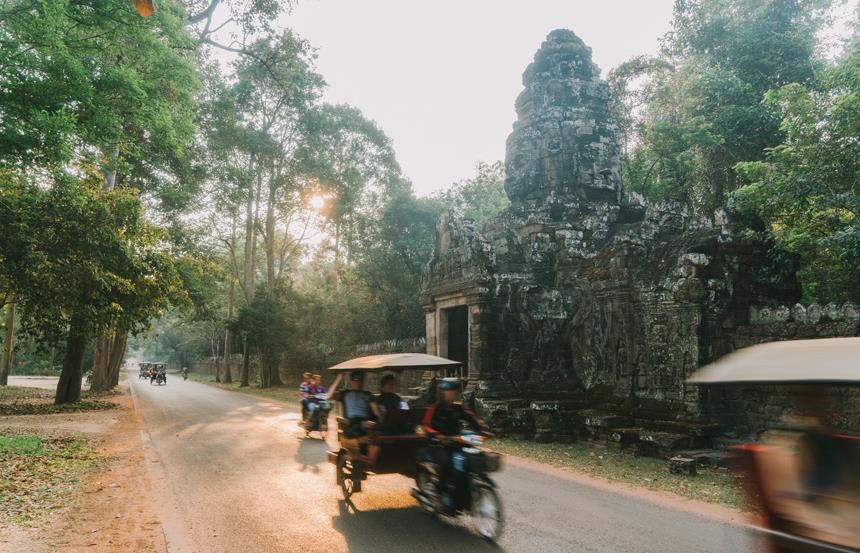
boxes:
[282,1,676,196]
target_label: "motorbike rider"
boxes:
[151,364,166,383]
[305,374,332,424]
[422,377,488,508]
[299,372,313,420]
[181,366,189,380]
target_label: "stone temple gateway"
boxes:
[420,30,860,451]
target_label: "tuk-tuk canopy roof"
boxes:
[687,337,860,385]
[327,353,461,372]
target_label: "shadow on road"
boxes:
[295,435,328,473]
[331,500,503,553]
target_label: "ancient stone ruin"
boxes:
[420,29,860,453]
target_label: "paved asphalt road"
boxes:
[130,372,754,553]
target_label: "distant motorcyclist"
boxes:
[299,372,313,419]
[150,364,166,384]
[422,378,488,507]
[305,374,331,425]
[181,366,189,380]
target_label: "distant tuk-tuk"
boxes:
[150,362,167,385]
[689,338,860,552]
[138,362,152,380]
[325,353,504,540]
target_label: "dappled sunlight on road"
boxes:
[128,373,751,553]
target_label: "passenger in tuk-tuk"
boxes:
[328,371,375,438]
[794,388,859,500]
[372,374,411,435]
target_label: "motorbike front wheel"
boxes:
[470,479,503,541]
[415,466,438,515]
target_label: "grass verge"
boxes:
[0,386,120,415]
[491,438,748,511]
[0,433,101,524]
[185,372,300,405]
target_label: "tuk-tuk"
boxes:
[689,337,860,552]
[150,362,167,385]
[325,353,504,540]
[138,362,152,380]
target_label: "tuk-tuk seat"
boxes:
[736,436,860,552]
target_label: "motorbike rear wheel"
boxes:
[470,479,503,541]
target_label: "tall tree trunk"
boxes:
[259,352,282,388]
[91,335,109,390]
[240,334,250,387]
[106,331,127,387]
[265,180,276,298]
[271,358,282,387]
[223,279,234,384]
[89,146,124,391]
[213,326,221,383]
[55,318,87,405]
[91,332,127,392]
[242,157,258,305]
[333,220,341,285]
[1,299,15,386]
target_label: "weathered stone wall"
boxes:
[704,303,860,438]
[421,29,860,449]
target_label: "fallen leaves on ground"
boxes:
[0,433,101,525]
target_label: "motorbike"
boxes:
[303,393,329,437]
[182,368,188,381]
[151,370,166,386]
[412,430,503,541]
[84,371,93,387]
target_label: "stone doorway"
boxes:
[441,305,469,376]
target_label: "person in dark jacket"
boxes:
[422,378,487,507]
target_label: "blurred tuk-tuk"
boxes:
[324,353,504,540]
[689,337,860,552]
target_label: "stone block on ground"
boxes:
[669,456,697,476]
[639,431,693,456]
[674,449,733,468]
[579,409,631,430]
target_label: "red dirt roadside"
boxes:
[0,383,166,553]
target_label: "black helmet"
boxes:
[438,377,460,391]
[349,371,365,382]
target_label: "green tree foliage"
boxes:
[0,0,200,399]
[612,0,829,213]
[0,0,200,208]
[0,177,184,402]
[433,161,509,223]
[610,0,860,302]
[735,40,860,303]
[232,289,296,388]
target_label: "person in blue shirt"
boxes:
[328,371,375,437]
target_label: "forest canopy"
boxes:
[1,0,858,397]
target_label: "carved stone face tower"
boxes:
[504,29,622,206]
[423,29,848,445]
